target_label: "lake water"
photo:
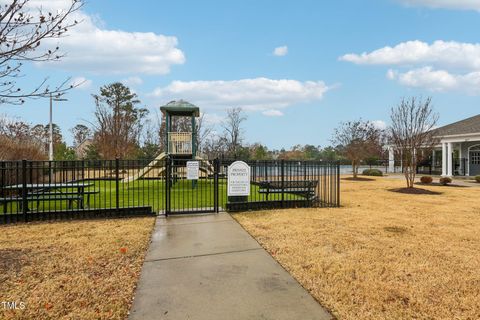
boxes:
[222,163,394,176]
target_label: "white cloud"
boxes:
[262,109,284,117]
[399,0,480,11]
[70,76,92,89]
[24,1,185,75]
[388,67,480,94]
[372,120,387,130]
[273,45,288,56]
[340,40,480,70]
[151,78,330,112]
[202,113,225,125]
[342,40,480,93]
[122,76,143,87]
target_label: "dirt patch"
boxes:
[383,226,408,234]
[389,187,442,195]
[342,177,375,181]
[0,249,30,282]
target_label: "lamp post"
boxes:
[49,93,68,161]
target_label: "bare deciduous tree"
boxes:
[195,113,212,154]
[203,134,229,159]
[0,115,46,159]
[332,119,383,178]
[222,107,246,157]
[0,0,84,104]
[389,97,439,188]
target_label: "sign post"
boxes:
[227,161,250,203]
[187,161,199,188]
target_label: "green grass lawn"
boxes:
[1,178,304,213]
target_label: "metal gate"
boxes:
[165,158,219,215]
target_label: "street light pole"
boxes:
[49,93,54,161]
[48,93,68,161]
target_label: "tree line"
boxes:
[0,81,368,162]
[0,81,436,190]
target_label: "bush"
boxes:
[362,169,383,176]
[439,177,452,186]
[420,176,433,184]
[475,176,480,183]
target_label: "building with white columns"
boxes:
[388,114,480,177]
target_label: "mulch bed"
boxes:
[389,187,442,195]
[342,177,375,182]
[415,182,469,188]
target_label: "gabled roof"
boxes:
[432,114,480,137]
[160,100,200,117]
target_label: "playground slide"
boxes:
[122,152,167,183]
[195,155,215,175]
[122,153,215,183]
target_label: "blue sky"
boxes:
[3,0,480,149]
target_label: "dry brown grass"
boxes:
[234,177,480,320]
[0,217,155,320]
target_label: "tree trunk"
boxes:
[352,160,357,178]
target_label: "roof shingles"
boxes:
[432,114,480,137]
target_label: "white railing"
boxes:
[168,132,192,155]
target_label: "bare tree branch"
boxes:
[389,97,439,188]
[332,119,383,178]
[0,0,84,105]
[222,107,246,157]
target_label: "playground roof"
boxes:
[160,100,200,117]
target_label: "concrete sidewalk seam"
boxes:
[144,247,263,263]
[156,218,233,227]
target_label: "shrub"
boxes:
[439,177,452,186]
[420,176,433,184]
[475,176,480,183]
[362,169,383,176]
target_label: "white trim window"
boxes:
[467,144,480,176]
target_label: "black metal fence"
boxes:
[0,158,340,224]
[219,159,340,211]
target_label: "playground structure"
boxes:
[123,100,214,183]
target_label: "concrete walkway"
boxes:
[386,174,480,187]
[129,213,332,320]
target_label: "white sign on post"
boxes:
[227,161,251,196]
[186,161,199,180]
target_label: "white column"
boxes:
[447,142,453,177]
[388,146,395,173]
[432,149,436,167]
[441,142,447,176]
[459,145,463,175]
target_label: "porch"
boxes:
[387,140,480,177]
[387,114,480,177]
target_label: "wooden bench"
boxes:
[258,180,318,200]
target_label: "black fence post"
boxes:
[115,158,120,215]
[0,161,5,197]
[22,159,27,222]
[281,159,285,208]
[165,157,171,216]
[214,158,219,213]
[337,162,341,207]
